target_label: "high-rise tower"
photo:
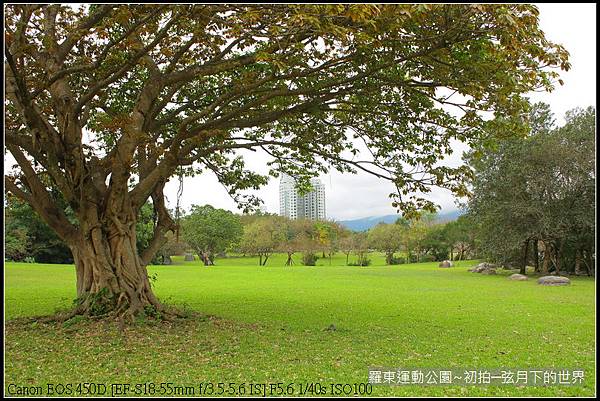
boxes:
[279,174,326,220]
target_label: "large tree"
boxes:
[466,104,595,275]
[240,217,284,266]
[181,204,243,266]
[4,4,569,318]
[368,222,404,264]
[443,214,475,261]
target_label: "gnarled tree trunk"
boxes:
[67,199,169,319]
[70,230,160,318]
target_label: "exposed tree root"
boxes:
[25,299,194,326]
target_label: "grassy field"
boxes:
[4,253,596,397]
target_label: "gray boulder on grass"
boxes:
[537,276,571,286]
[439,260,453,268]
[469,262,497,274]
[509,273,528,281]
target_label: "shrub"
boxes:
[389,256,405,265]
[420,254,436,263]
[302,252,318,266]
[348,258,371,266]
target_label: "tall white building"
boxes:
[279,174,326,220]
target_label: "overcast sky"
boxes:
[163,3,596,221]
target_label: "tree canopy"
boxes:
[466,104,595,274]
[239,216,285,266]
[181,204,243,265]
[6,4,570,223]
[368,222,404,264]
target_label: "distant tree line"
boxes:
[238,215,346,266]
[5,195,476,266]
[7,104,593,274]
[231,211,477,267]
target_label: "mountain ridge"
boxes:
[337,210,462,231]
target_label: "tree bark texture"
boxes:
[67,201,169,319]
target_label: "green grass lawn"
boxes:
[4,254,596,397]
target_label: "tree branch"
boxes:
[140,182,177,266]
[6,144,78,242]
[56,5,114,62]
[74,10,179,114]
